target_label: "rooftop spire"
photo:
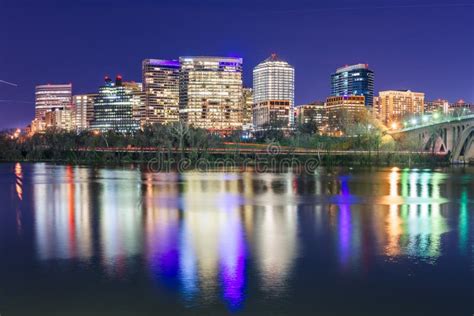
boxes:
[264,53,286,63]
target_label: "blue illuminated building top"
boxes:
[331,64,374,107]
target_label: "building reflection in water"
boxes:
[99,169,143,277]
[144,173,182,290]
[14,162,23,234]
[15,162,23,201]
[328,168,452,272]
[386,168,448,260]
[458,187,469,255]
[34,164,93,261]
[180,173,247,310]
[30,164,470,311]
[252,173,298,296]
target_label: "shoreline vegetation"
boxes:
[0,123,453,168]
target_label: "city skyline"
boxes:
[1,0,473,129]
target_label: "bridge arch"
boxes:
[452,125,474,163]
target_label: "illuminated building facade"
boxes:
[90,76,140,133]
[379,90,425,125]
[253,54,295,129]
[123,81,147,127]
[325,95,366,135]
[331,64,374,107]
[450,99,473,114]
[179,56,243,132]
[425,99,449,114]
[373,96,381,118]
[35,84,72,120]
[44,108,74,131]
[142,59,180,125]
[242,88,253,130]
[253,100,292,130]
[30,119,46,134]
[295,101,326,127]
[73,94,97,131]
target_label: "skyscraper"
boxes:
[331,64,374,107]
[142,59,180,125]
[179,56,243,132]
[252,54,295,130]
[35,84,72,120]
[90,76,140,133]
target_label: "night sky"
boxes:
[1,0,473,129]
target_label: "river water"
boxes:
[0,163,472,315]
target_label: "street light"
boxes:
[93,130,109,148]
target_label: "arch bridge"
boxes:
[390,114,474,163]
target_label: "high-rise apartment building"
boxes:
[379,90,425,125]
[90,76,140,133]
[73,94,97,131]
[179,56,243,132]
[35,84,72,120]
[331,64,374,107]
[253,54,295,129]
[142,59,180,125]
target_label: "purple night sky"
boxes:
[1,0,473,129]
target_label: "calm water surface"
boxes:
[0,163,473,315]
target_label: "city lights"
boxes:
[24,53,472,141]
[1,2,473,315]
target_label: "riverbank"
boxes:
[0,149,454,169]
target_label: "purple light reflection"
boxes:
[147,211,181,289]
[339,204,351,269]
[338,177,352,270]
[219,213,247,311]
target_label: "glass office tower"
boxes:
[90,76,140,133]
[331,64,374,107]
[179,56,243,132]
